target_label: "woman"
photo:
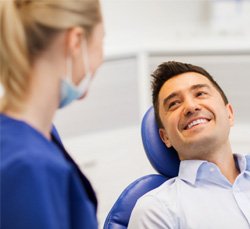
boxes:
[0,0,104,228]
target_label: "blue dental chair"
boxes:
[103,107,180,229]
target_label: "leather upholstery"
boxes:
[141,106,180,177]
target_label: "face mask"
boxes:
[59,42,92,109]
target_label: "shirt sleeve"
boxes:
[128,194,177,229]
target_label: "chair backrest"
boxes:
[141,106,180,177]
[103,174,167,229]
[103,107,180,229]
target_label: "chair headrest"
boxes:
[141,106,180,177]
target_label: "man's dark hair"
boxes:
[151,61,229,128]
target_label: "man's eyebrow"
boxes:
[190,83,211,91]
[163,92,180,108]
[162,84,211,108]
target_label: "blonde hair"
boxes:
[0,0,101,112]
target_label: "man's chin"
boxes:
[182,136,215,152]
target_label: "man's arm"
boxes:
[128,194,177,229]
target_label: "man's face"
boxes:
[158,72,234,160]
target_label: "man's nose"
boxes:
[183,98,201,117]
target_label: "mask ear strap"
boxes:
[74,40,92,93]
[66,57,73,84]
[83,39,90,76]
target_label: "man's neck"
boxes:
[213,155,239,185]
[182,141,240,184]
[203,144,240,184]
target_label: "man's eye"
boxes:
[196,91,207,97]
[168,101,180,109]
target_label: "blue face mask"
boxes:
[59,72,91,108]
[59,42,92,109]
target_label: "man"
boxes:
[128,61,250,228]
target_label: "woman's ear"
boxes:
[65,27,85,58]
[159,128,172,148]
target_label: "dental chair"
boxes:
[103,107,180,229]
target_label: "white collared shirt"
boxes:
[128,154,250,229]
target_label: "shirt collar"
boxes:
[234,153,250,173]
[246,154,250,171]
[178,160,207,185]
[178,154,250,185]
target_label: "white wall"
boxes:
[101,0,210,43]
[101,0,250,49]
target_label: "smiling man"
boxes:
[128,61,250,229]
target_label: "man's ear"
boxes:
[159,128,172,148]
[226,103,234,127]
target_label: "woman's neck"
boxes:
[6,108,53,140]
[5,59,62,140]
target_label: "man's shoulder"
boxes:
[128,177,181,228]
[137,177,181,208]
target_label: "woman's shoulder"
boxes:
[0,114,70,173]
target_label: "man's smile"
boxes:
[183,117,211,130]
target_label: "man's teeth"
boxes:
[187,119,207,129]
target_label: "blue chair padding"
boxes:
[103,174,168,229]
[103,107,180,229]
[141,107,180,177]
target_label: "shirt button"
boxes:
[209,167,215,172]
[234,187,240,192]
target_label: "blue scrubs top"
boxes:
[0,114,98,229]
